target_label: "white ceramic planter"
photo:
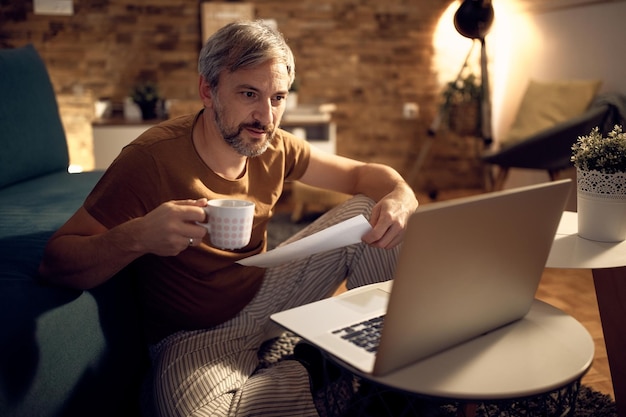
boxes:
[577,168,626,242]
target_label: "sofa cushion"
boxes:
[501,79,602,148]
[0,44,70,189]
[0,171,103,239]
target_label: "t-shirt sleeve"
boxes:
[84,144,162,229]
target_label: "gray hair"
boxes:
[198,20,296,91]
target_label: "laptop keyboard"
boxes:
[331,314,385,353]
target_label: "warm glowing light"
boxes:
[433,0,538,140]
[433,1,477,87]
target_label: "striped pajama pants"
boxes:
[145,195,400,417]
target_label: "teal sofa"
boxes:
[0,45,148,417]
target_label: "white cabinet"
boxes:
[281,107,337,154]
[92,107,337,170]
[92,120,156,170]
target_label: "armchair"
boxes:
[482,89,626,190]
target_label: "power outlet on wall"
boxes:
[403,102,419,119]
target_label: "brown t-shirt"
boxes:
[84,112,311,343]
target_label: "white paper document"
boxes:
[237,214,372,268]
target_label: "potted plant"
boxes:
[571,125,626,242]
[131,82,161,120]
[440,73,482,136]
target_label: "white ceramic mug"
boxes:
[197,199,255,250]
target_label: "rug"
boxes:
[258,332,617,417]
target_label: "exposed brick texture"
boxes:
[0,0,485,191]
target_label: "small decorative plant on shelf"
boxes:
[571,124,626,242]
[131,82,161,120]
[440,73,482,136]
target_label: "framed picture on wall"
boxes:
[201,2,255,43]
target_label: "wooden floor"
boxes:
[537,267,614,399]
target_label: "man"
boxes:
[39,20,418,416]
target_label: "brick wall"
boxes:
[0,0,485,191]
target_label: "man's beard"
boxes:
[213,101,276,158]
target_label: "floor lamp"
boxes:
[409,0,494,194]
[454,0,494,146]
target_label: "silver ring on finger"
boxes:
[188,237,194,246]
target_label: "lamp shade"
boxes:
[454,0,494,39]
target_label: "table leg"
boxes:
[457,403,477,417]
[593,267,626,417]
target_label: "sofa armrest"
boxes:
[0,170,148,417]
[0,264,148,417]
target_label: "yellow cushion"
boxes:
[501,79,602,147]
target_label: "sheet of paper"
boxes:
[237,214,372,268]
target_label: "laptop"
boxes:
[271,179,572,377]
